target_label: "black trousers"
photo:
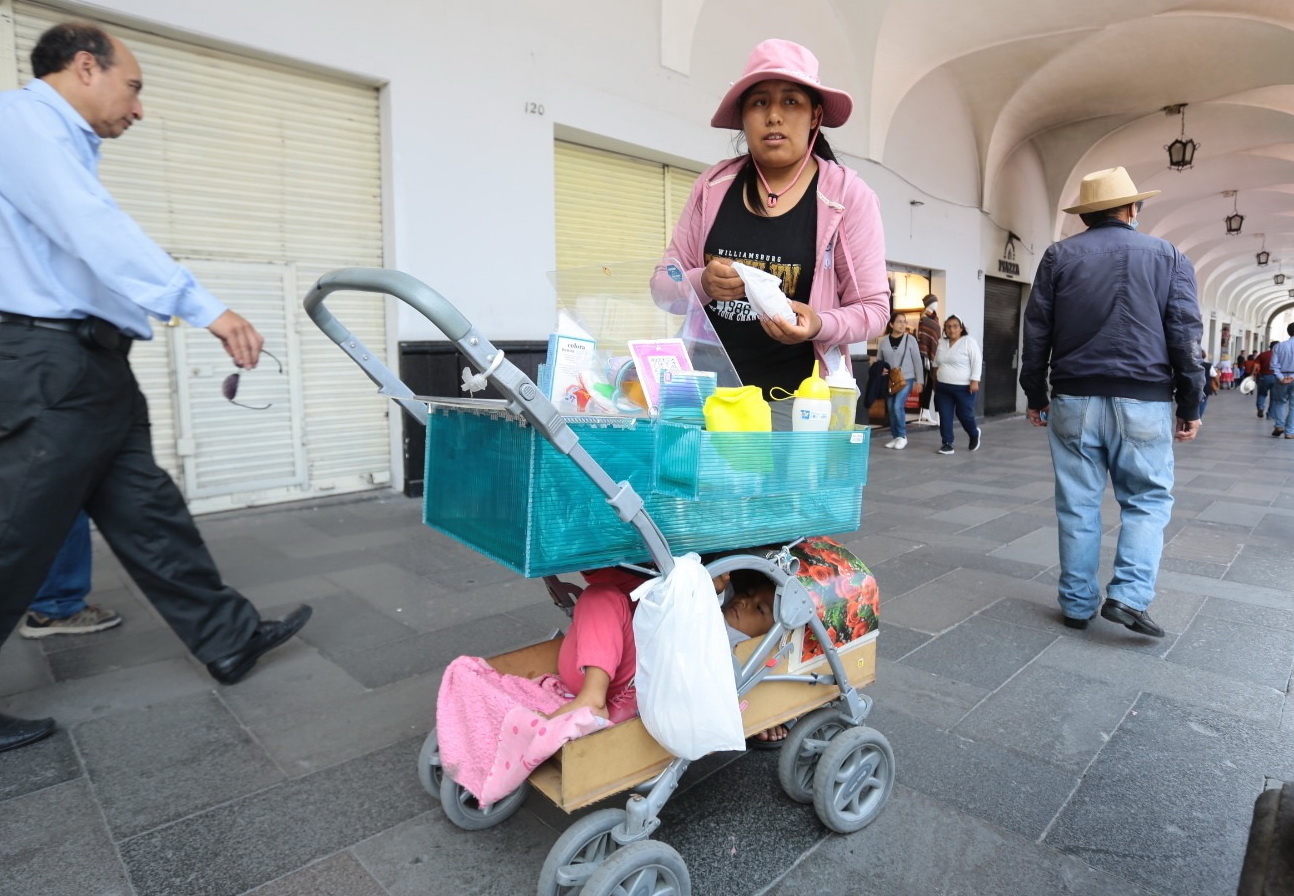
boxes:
[0,324,259,662]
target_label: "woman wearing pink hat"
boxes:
[657,39,890,430]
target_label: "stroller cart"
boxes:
[304,265,894,896]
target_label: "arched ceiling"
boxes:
[870,0,1294,327]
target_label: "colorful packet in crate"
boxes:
[788,536,878,673]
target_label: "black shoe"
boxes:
[0,713,56,753]
[1258,410,1266,418]
[1100,599,1164,638]
[1062,614,1091,630]
[206,605,313,685]
[969,429,982,452]
[938,443,955,455]
[1274,428,1285,438]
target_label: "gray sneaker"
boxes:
[19,606,122,639]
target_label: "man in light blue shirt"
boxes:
[1268,322,1294,439]
[0,22,311,753]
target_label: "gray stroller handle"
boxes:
[303,266,674,575]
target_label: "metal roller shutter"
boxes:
[9,4,386,514]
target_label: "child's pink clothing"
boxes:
[557,568,646,724]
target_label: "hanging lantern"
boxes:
[1164,104,1199,171]
[1224,191,1243,235]
[1277,274,1287,286]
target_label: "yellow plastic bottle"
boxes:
[791,361,832,432]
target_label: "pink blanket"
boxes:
[435,656,609,807]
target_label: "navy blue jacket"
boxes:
[1020,220,1204,420]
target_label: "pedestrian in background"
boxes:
[877,310,921,449]
[1020,167,1202,637]
[932,315,982,455]
[1255,341,1278,419]
[1269,323,1294,439]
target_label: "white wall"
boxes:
[59,0,1002,352]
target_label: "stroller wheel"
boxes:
[812,726,895,834]
[777,707,848,804]
[417,728,444,800]
[579,840,690,896]
[439,774,529,831]
[538,808,629,896]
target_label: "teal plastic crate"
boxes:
[423,407,868,577]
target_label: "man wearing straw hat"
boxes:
[1020,167,1204,637]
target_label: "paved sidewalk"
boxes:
[2,390,1292,896]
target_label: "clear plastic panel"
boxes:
[546,258,742,416]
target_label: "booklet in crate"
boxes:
[627,338,692,412]
[787,536,879,674]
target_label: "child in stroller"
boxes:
[547,566,778,726]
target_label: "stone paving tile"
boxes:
[290,590,421,657]
[251,670,439,777]
[899,615,1058,692]
[352,808,554,896]
[76,692,285,840]
[988,525,1060,567]
[247,852,388,896]
[322,609,551,689]
[1196,501,1270,527]
[867,659,989,730]
[119,736,435,896]
[1157,570,1291,610]
[1034,638,1284,726]
[0,727,81,803]
[1197,595,1294,632]
[868,554,959,601]
[765,784,1159,896]
[1164,523,1246,565]
[838,531,924,565]
[875,623,931,661]
[214,644,369,727]
[1165,614,1294,692]
[45,625,189,682]
[1221,543,1294,590]
[0,657,212,727]
[864,704,1077,841]
[1045,693,1294,896]
[880,569,1052,635]
[0,778,132,896]
[0,635,53,698]
[953,663,1139,772]
[1160,555,1230,578]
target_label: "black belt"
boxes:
[0,312,132,352]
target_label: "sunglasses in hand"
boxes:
[222,348,283,410]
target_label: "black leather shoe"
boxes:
[1100,599,1164,638]
[1062,614,1092,630]
[206,605,313,685]
[0,713,56,753]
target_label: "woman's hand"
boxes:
[700,258,744,303]
[760,300,822,344]
[969,380,979,394]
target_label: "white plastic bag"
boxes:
[731,262,795,324]
[630,554,745,760]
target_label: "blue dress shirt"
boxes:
[0,79,226,339]
[1271,337,1294,379]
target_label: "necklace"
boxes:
[752,130,818,208]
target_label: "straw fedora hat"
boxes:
[711,39,853,130]
[1062,167,1160,215]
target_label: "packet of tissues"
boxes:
[732,261,795,324]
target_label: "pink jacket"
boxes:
[655,155,890,372]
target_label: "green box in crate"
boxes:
[423,407,869,577]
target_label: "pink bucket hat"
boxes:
[711,39,853,130]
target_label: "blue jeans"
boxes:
[1047,396,1174,619]
[934,382,977,446]
[1272,379,1294,432]
[886,378,913,438]
[28,512,92,619]
[1256,374,1276,415]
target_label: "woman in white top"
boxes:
[932,315,982,455]
[875,310,922,449]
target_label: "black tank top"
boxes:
[702,167,818,398]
